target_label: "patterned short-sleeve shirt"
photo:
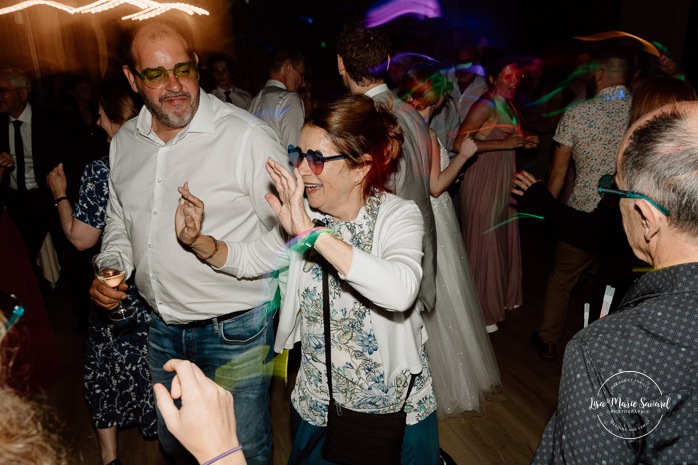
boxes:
[73,155,110,229]
[554,85,631,212]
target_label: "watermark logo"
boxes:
[588,370,671,439]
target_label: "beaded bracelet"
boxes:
[202,444,243,465]
[196,235,219,260]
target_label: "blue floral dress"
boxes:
[291,191,437,426]
[74,156,157,437]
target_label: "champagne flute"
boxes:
[92,251,135,321]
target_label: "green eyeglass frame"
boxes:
[129,61,199,88]
[597,174,670,216]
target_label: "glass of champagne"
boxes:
[92,251,135,321]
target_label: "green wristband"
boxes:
[293,227,332,250]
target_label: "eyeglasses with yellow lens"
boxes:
[129,61,199,89]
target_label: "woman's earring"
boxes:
[354,180,360,186]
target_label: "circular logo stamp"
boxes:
[589,370,672,439]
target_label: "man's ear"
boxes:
[18,87,30,103]
[636,198,663,242]
[595,69,604,86]
[337,55,345,75]
[282,60,293,76]
[123,65,139,93]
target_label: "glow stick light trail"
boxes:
[0,0,209,21]
[574,30,661,57]
[366,0,442,28]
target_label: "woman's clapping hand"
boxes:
[264,157,314,236]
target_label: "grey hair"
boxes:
[619,102,698,235]
[0,68,31,91]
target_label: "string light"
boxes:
[0,0,209,20]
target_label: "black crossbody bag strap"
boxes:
[322,259,334,400]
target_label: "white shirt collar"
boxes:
[364,83,390,98]
[10,102,31,124]
[265,79,287,90]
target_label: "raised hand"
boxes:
[175,182,204,246]
[46,163,68,198]
[658,54,678,76]
[264,157,314,236]
[458,137,478,161]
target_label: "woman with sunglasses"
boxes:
[452,50,538,333]
[46,79,156,465]
[175,93,439,464]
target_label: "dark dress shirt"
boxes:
[532,262,698,464]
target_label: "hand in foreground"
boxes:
[0,152,13,177]
[175,182,204,246]
[153,359,244,465]
[89,277,128,310]
[46,163,68,198]
[511,170,542,196]
[264,157,314,236]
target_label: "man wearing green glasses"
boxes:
[90,21,286,465]
[533,101,698,464]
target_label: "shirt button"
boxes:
[157,178,162,183]
[148,243,153,248]
[153,211,158,216]
[151,274,156,279]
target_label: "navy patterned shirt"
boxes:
[73,155,109,229]
[532,263,698,464]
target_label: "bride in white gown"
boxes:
[400,62,501,418]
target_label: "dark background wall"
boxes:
[0,0,694,104]
[226,0,693,100]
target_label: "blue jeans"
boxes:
[149,302,275,465]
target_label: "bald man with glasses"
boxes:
[89,21,286,465]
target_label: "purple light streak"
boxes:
[366,0,442,28]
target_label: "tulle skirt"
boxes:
[423,191,502,418]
